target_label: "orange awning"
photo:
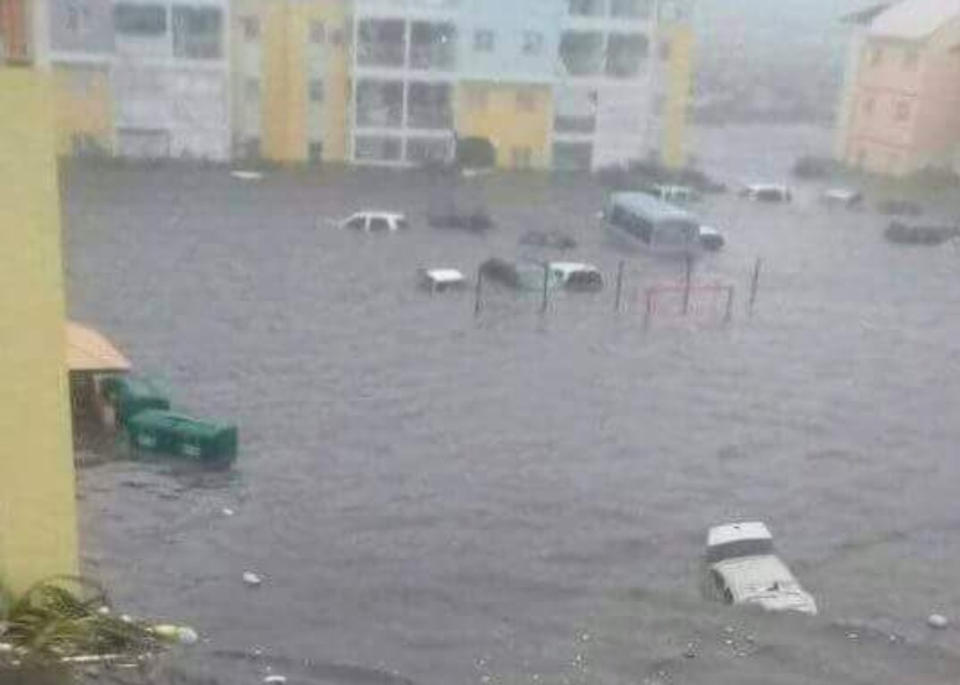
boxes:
[66,321,131,373]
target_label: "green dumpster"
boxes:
[126,410,238,467]
[100,375,170,425]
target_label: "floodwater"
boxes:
[67,125,960,684]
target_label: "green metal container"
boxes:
[126,410,238,467]
[100,374,170,425]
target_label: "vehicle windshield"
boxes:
[10,0,959,683]
[707,538,776,563]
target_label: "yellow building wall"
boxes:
[455,83,552,169]
[52,65,114,156]
[0,68,78,595]
[259,0,349,163]
[661,24,694,170]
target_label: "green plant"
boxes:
[0,576,165,667]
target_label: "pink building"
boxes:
[836,0,960,176]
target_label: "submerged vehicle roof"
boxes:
[422,268,465,283]
[708,521,772,548]
[608,192,698,223]
[548,261,600,275]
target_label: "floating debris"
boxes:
[263,676,287,685]
[928,614,949,629]
[221,507,236,517]
[152,625,198,645]
[243,571,263,587]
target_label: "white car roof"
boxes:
[708,521,772,547]
[823,188,860,199]
[347,211,406,220]
[548,262,599,276]
[745,183,789,192]
[422,268,465,283]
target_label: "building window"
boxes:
[309,79,324,103]
[310,21,325,44]
[511,146,533,169]
[467,87,489,110]
[862,96,875,116]
[172,6,223,59]
[522,31,543,56]
[869,46,883,66]
[611,0,652,18]
[308,142,323,163]
[241,16,259,41]
[474,29,494,52]
[516,90,537,112]
[354,135,402,161]
[114,4,167,36]
[64,2,90,34]
[894,100,911,122]
[245,77,260,101]
[903,49,919,70]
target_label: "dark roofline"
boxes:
[840,3,891,25]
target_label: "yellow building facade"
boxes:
[0,67,78,594]
[233,0,350,163]
[660,22,694,170]
[455,83,553,169]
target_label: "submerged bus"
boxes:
[602,192,701,255]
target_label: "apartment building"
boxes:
[350,0,461,166]
[836,0,960,176]
[46,0,230,161]
[35,0,694,169]
[231,0,350,163]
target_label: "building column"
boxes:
[0,67,78,595]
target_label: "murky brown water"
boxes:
[67,125,960,684]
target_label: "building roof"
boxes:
[869,0,960,40]
[66,321,131,373]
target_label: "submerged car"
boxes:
[876,199,923,217]
[478,258,562,291]
[418,268,467,292]
[698,225,725,251]
[704,521,818,616]
[821,188,863,209]
[339,211,409,232]
[427,208,494,232]
[547,262,604,291]
[740,184,793,203]
[519,229,577,250]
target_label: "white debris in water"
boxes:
[221,507,236,517]
[846,632,859,640]
[0,644,12,653]
[263,676,287,685]
[231,170,263,181]
[96,606,111,616]
[928,614,949,629]
[120,614,133,623]
[243,571,263,587]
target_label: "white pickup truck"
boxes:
[704,521,818,616]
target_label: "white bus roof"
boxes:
[608,192,698,223]
[708,521,772,547]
